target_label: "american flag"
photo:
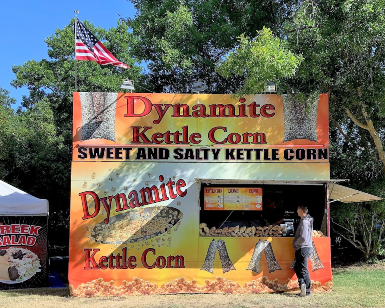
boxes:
[75,19,129,69]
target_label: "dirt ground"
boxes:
[0,264,384,308]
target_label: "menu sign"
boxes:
[241,188,263,211]
[204,188,262,211]
[204,188,224,210]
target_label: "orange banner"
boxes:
[72,93,329,163]
[69,93,332,296]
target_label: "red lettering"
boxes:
[115,254,123,269]
[164,131,173,144]
[29,225,41,236]
[128,190,141,208]
[18,235,27,245]
[11,224,20,234]
[174,255,185,268]
[153,104,172,124]
[142,248,156,269]
[131,126,152,144]
[0,225,10,235]
[79,191,100,220]
[181,126,189,144]
[152,132,164,144]
[2,236,10,246]
[100,196,114,224]
[208,126,227,144]
[253,132,267,144]
[191,104,208,118]
[176,179,187,197]
[26,236,36,246]
[122,247,128,269]
[171,104,191,118]
[260,104,275,117]
[166,179,178,199]
[11,235,18,245]
[99,256,108,269]
[20,224,29,234]
[139,186,162,206]
[84,249,100,270]
[208,104,236,117]
[190,132,201,144]
[156,256,166,269]
[242,132,253,144]
[228,133,241,144]
[159,176,169,201]
[166,256,175,268]
[124,96,152,117]
[238,102,247,117]
[127,256,137,269]
[248,102,260,118]
[114,193,130,212]
[107,254,116,269]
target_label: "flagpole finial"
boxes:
[74,10,79,15]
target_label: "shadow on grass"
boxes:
[0,287,70,297]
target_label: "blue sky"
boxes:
[0,0,136,108]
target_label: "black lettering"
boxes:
[77,147,87,159]
[318,148,328,160]
[225,149,235,160]
[89,148,105,159]
[173,148,184,160]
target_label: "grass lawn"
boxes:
[0,265,384,308]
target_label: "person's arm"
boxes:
[293,220,308,246]
[275,218,284,225]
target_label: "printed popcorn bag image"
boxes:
[79,92,118,142]
[282,94,319,143]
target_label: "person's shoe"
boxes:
[300,284,306,297]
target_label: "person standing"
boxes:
[292,205,313,296]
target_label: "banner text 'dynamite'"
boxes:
[80,175,187,224]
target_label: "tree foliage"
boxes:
[7,20,143,254]
[12,19,143,135]
[127,0,385,259]
[331,179,385,261]
[216,27,303,95]
[127,0,298,92]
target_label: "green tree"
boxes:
[215,27,303,95]
[331,179,385,261]
[0,88,69,252]
[12,19,143,138]
[127,0,298,92]
[284,0,385,176]
[214,0,385,259]
[0,87,16,179]
[9,19,143,254]
[215,0,385,177]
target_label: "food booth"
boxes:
[0,180,49,289]
[69,93,380,296]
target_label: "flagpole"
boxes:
[74,10,79,92]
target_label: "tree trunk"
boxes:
[345,105,385,175]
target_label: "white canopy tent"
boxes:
[0,180,49,215]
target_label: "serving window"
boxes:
[199,183,328,238]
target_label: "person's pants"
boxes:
[294,247,312,294]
